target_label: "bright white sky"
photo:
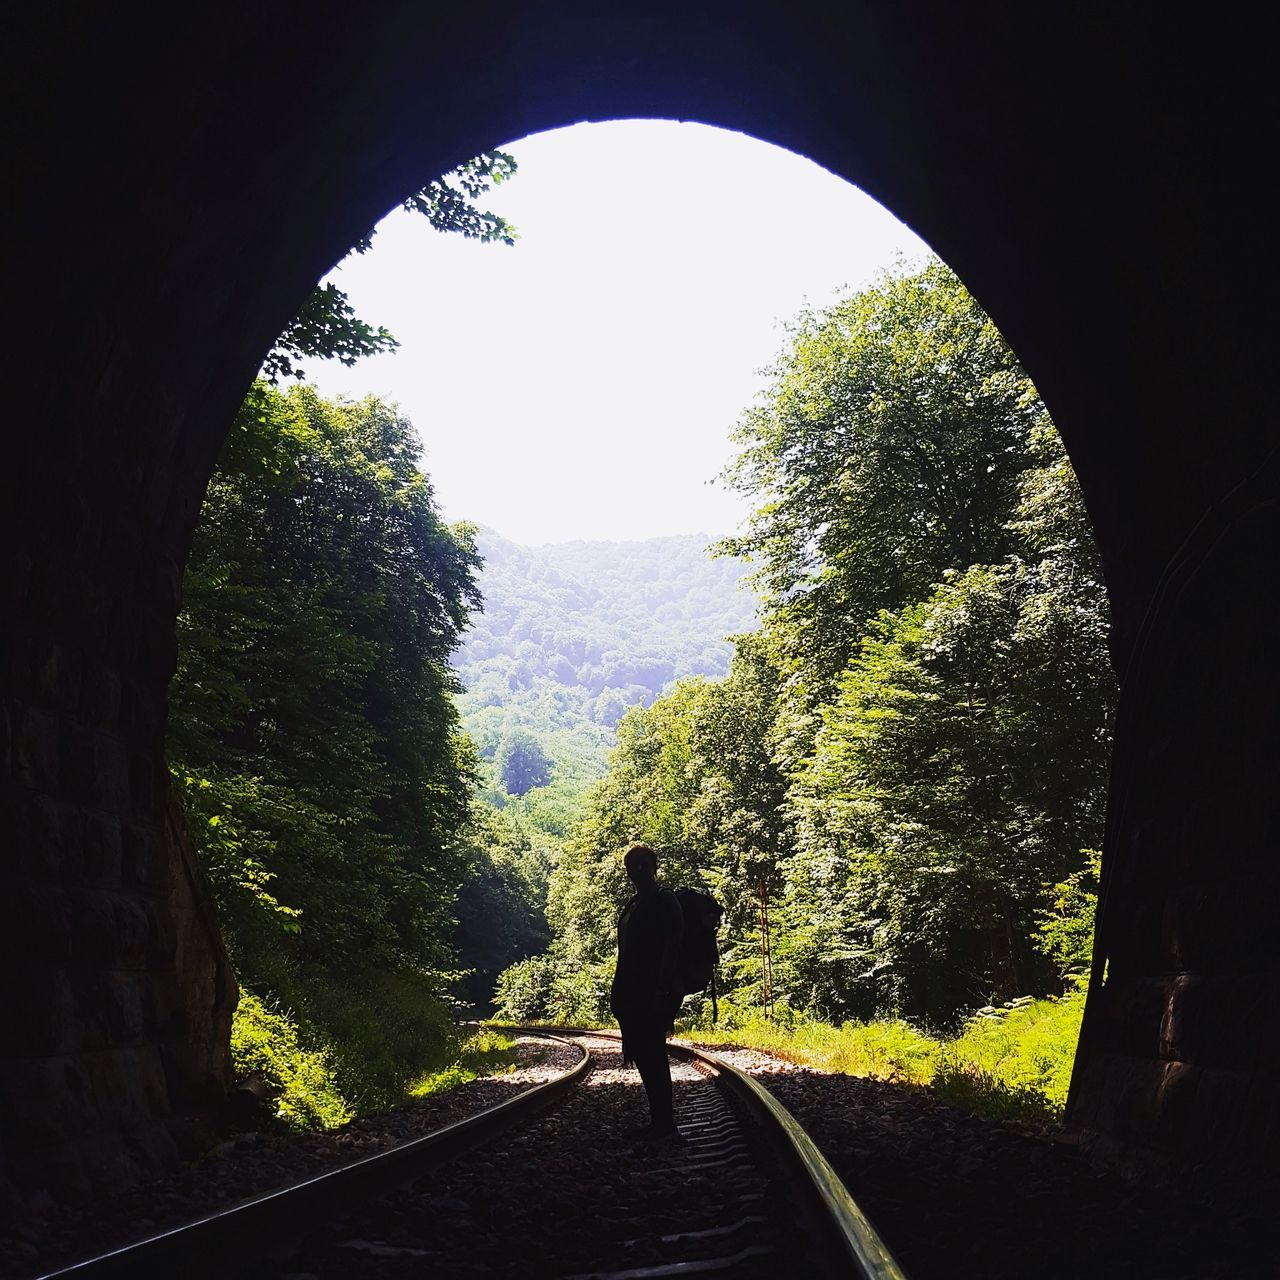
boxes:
[300,120,930,545]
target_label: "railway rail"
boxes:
[38,1028,906,1280]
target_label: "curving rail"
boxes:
[39,1030,589,1280]
[37,1026,907,1280]
[540,1028,907,1280]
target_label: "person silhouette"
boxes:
[611,842,684,1142]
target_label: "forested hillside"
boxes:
[454,531,758,782]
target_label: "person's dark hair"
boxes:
[623,842,658,877]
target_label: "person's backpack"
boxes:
[673,887,724,1022]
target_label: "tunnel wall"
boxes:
[1,2,1274,1196]
[1068,450,1279,1172]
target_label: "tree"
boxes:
[497,640,794,1021]
[453,804,554,1011]
[168,149,526,1106]
[719,260,1041,705]
[496,730,553,796]
[493,260,1116,1036]
[788,426,1115,1023]
[263,151,517,381]
[171,385,483,1100]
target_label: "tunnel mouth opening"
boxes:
[6,9,1277,1267]
[169,117,1117,1143]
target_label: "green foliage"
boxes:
[292,968,463,1111]
[506,260,1114,1074]
[494,955,557,1022]
[409,1028,519,1097]
[1035,849,1101,987]
[749,262,1112,1027]
[263,283,399,383]
[690,1010,939,1083]
[720,260,1040,696]
[789,533,1113,1021]
[689,991,1084,1126]
[495,730,553,796]
[171,384,482,1106]
[493,951,615,1025]
[935,989,1085,1121]
[171,152,533,1119]
[455,530,758,784]
[453,803,554,1011]
[230,992,351,1130]
[265,151,517,382]
[382,152,519,248]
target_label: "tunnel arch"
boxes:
[3,3,1274,1194]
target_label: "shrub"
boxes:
[409,1028,519,1097]
[230,992,351,1129]
[684,989,1086,1126]
[938,989,1085,1116]
[299,968,461,1112]
[494,953,613,1025]
[495,955,557,1021]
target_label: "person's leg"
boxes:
[632,1030,675,1134]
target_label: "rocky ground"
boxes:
[8,1032,1279,1279]
[4,1034,581,1279]
[693,1040,1280,1280]
[271,1033,797,1279]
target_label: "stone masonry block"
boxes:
[101,972,148,1043]
[134,612,179,685]
[0,880,73,963]
[1094,975,1166,1059]
[68,887,120,965]
[12,704,60,793]
[1165,878,1280,972]
[143,896,179,961]
[71,888,151,967]
[111,894,152,968]
[1182,1067,1256,1157]
[1261,989,1280,1072]
[34,642,83,714]
[1097,1053,1201,1150]
[80,813,124,884]
[123,823,170,891]
[77,655,122,725]
[1162,974,1266,1068]
[9,791,71,877]
[0,1054,97,1149]
[128,746,161,814]
[90,1045,170,1129]
[1065,1044,1110,1129]
[9,967,79,1056]
[66,724,132,815]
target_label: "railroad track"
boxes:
[40,1029,905,1280]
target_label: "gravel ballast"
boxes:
[4,1034,581,1279]
[8,1031,1278,1279]
[275,1033,798,1279]
[690,1040,1280,1280]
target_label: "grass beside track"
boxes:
[684,992,1085,1127]
[231,1000,523,1129]
[409,1029,521,1097]
[493,999,1085,1128]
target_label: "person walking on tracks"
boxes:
[611,842,684,1142]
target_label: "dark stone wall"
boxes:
[1,2,1273,1194]
[1068,451,1279,1172]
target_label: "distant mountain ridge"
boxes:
[453,529,759,783]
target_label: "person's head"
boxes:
[623,842,658,888]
